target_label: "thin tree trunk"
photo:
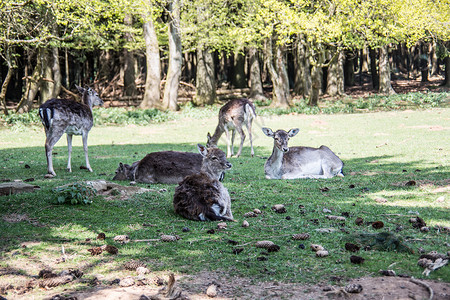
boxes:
[430,41,439,76]
[123,14,137,96]
[52,47,61,98]
[248,47,266,102]
[309,64,321,106]
[294,37,311,97]
[369,47,379,90]
[140,17,161,109]
[194,48,216,106]
[16,51,42,113]
[361,47,369,72]
[162,0,181,111]
[265,38,291,107]
[378,45,396,95]
[443,56,450,87]
[231,49,246,88]
[326,50,344,96]
[39,48,55,104]
[0,66,13,115]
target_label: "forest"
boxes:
[1,0,449,114]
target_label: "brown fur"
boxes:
[173,145,233,221]
[113,151,203,184]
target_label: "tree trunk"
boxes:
[326,50,345,96]
[123,14,137,96]
[0,66,13,115]
[140,17,162,109]
[231,50,246,88]
[361,47,369,72]
[443,56,450,87]
[194,48,216,106]
[248,47,266,102]
[378,45,396,95]
[430,41,439,76]
[369,47,379,90]
[265,38,291,107]
[16,50,42,113]
[162,0,181,111]
[294,37,311,97]
[308,64,321,106]
[344,53,355,86]
[52,47,61,98]
[39,48,56,104]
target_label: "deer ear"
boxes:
[262,127,274,137]
[288,128,300,137]
[207,132,212,140]
[75,85,85,94]
[197,144,208,157]
[118,162,124,170]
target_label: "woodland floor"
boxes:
[1,76,449,300]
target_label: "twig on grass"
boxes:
[410,278,434,300]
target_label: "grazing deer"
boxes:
[173,144,234,221]
[113,151,204,184]
[39,85,103,177]
[262,128,344,179]
[207,98,256,158]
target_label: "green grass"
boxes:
[0,107,449,297]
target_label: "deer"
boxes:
[39,85,103,178]
[173,144,234,221]
[207,98,256,158]
[262,128,344,179]
[113,151,204,184]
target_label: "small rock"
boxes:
[136,267,149,275]
[420,226,430,232]
[182,227,190,232]
[206,284,218,297]
[316,250,329,257]
[272,204,286,213]
[345,283,363,293]
[242,220,249,227]
[253,208,262,214]
[119,276,135,287]
[217,222,227,230]
[310,244,324,252]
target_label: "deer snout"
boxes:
[225,162,232,169]
[281,147,289,153]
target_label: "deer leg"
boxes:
[235,125,245,158]
[224,127,232,158]
[247,120,254,157]
[44,130,65,177]
[231,130,236,157]
[66,134,73,172]
[82,132,93,172]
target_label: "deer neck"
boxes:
[201,163,221,181]
[209,125,224,146]
[266,144,285,178]
[82,94,94,111]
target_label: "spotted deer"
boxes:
[39,85,103,177]
[207,98,256,158]
[113,151,204,184]
[262,128,344,179]
[173,144,234,221]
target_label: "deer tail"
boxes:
[245,103,256,119]
[39,107,54,130]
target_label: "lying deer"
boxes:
[262,128,344,179]
[39,85,103,177]
[173,144,234,221]
[113,151,204,184]
[207,98,256,158]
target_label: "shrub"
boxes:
[53,182,97,205]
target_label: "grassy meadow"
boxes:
[0,106,449,298]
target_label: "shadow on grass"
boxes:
[0,143,448,280]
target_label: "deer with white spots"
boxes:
[39,85,103,177]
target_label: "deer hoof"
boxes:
[44,173,55,179]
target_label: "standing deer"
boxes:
[173,144,234,221]
[262,128,344,179]
[39,85,103,177]
[113,151,204,184]
[207,98,256,158]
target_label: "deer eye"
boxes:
[212,157,218,160]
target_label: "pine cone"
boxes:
[372,221,384,229]
[253,209,262,214]
[87,247,103,256]
[355,217,364,226]
[97,233,106,240]
[310,244,324,252]
[345,242,360,252]
[345,283,363,293]
[272,204,286,213]
[350,255,365,264]
[124,260,147,271]
[292,233,310,240]
[38,275,73,288]
[160,235,180,242]
[113,235,130,244]
[104,245,118,255]
[316,250,329,257]
[255,240,275,248]
[243,212,257,218]
[38,269,57,279]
